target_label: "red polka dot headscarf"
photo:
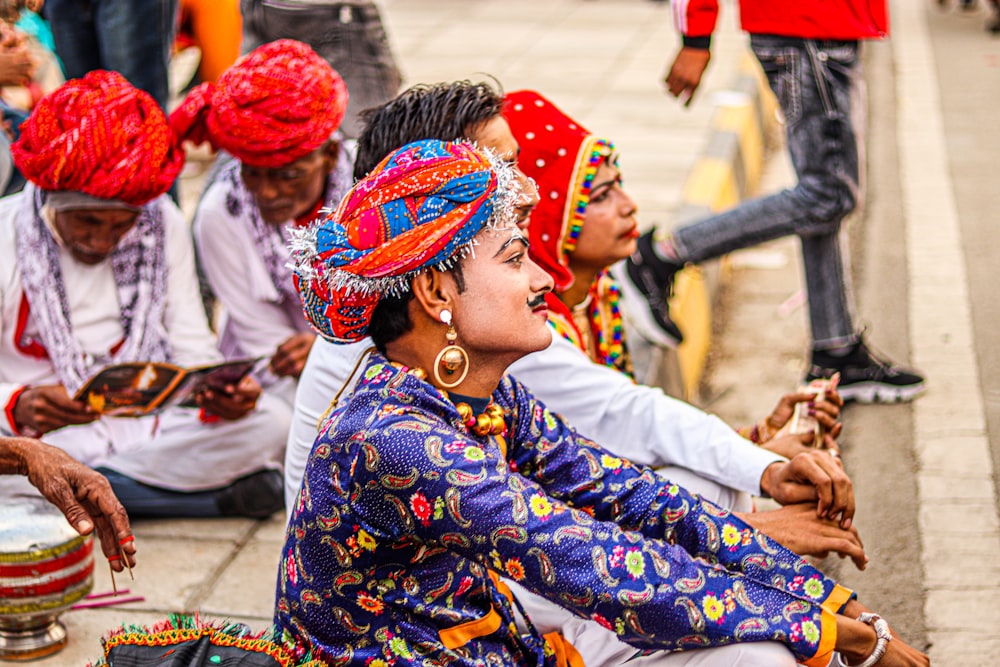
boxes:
[291,139,518,344]
[503,90,615,292]
[170,39,348,168]
[12,70,184,206]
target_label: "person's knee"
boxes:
[795,176,857,233]
[244,393,293,458]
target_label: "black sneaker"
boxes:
[807,340,926,403]
[615,230,684,346]
[215,469,284,518]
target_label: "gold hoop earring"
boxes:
[433,309,469,389]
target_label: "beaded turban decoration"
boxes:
[503,90,615,292]
[170,39,348,168]
[291,139,518,344]
[12,70,184,206]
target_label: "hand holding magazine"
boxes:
[73,358,264,417]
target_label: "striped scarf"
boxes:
[14,185,170,393]
[215,140,355,305]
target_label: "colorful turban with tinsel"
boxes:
[291,139,516,344]
[503,90,615,292]
[170,39,348,168]
[12,70,184,206]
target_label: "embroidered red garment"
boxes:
[503,90,613,292]
[170,39,348,168]
[503,91,630,375]
[11,70,184,206]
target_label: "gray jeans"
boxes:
[673,35,863,350]
[240,0,403,138]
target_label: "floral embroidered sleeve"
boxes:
[335,367,842,666]
[500,373,855,611]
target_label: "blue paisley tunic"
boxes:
[275,355,851,666]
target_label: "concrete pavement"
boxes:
[702,1,1000,665]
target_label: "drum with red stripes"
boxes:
[0,494,94,660]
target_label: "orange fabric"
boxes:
[801,609,837,667]
[823,584,855,615]
[487,570,514,601]
[486,571,584,667]
[178,0,242,83]
[439,570,511,650]
[543,631,586,667]
[438,606,503,650]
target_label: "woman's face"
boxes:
[450,226,554,363]
[568,159,639,274]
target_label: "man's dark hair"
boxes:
[357,80,499,352]
[353,80,504,181]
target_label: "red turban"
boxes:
[12,70,183,206]
[171,39,348,168]
[503,90,614,292]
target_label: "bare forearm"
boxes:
[0,435,31,475]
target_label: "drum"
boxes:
[0,494,94,661]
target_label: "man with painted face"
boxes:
[174,39,355,407]
[0,71,288,518]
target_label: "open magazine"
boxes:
[73,358,264,417]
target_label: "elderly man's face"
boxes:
[241,141,339,225]
[54,208,141,265]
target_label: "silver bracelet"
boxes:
[835,612,892,667]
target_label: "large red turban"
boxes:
[170,39,348,168]
[12,70,184,206]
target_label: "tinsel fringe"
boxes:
[287,141,519,299]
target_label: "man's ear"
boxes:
[411,269,457,323]
[322,139,340,172]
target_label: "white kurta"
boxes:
[283,332,783,512]
[192,179,313,405]
[192,141,357,406]
[0,192,289,491]
[193,180,314,362]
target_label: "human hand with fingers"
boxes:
[2,436,136,571]
[196,374,261,420]
[735,502,867,570]
[759,444,854,528]
[664,46,711,106]
[13,384,99,436]
[270,331,316,378]
[766,385,844,435]
[760,430,842,459]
